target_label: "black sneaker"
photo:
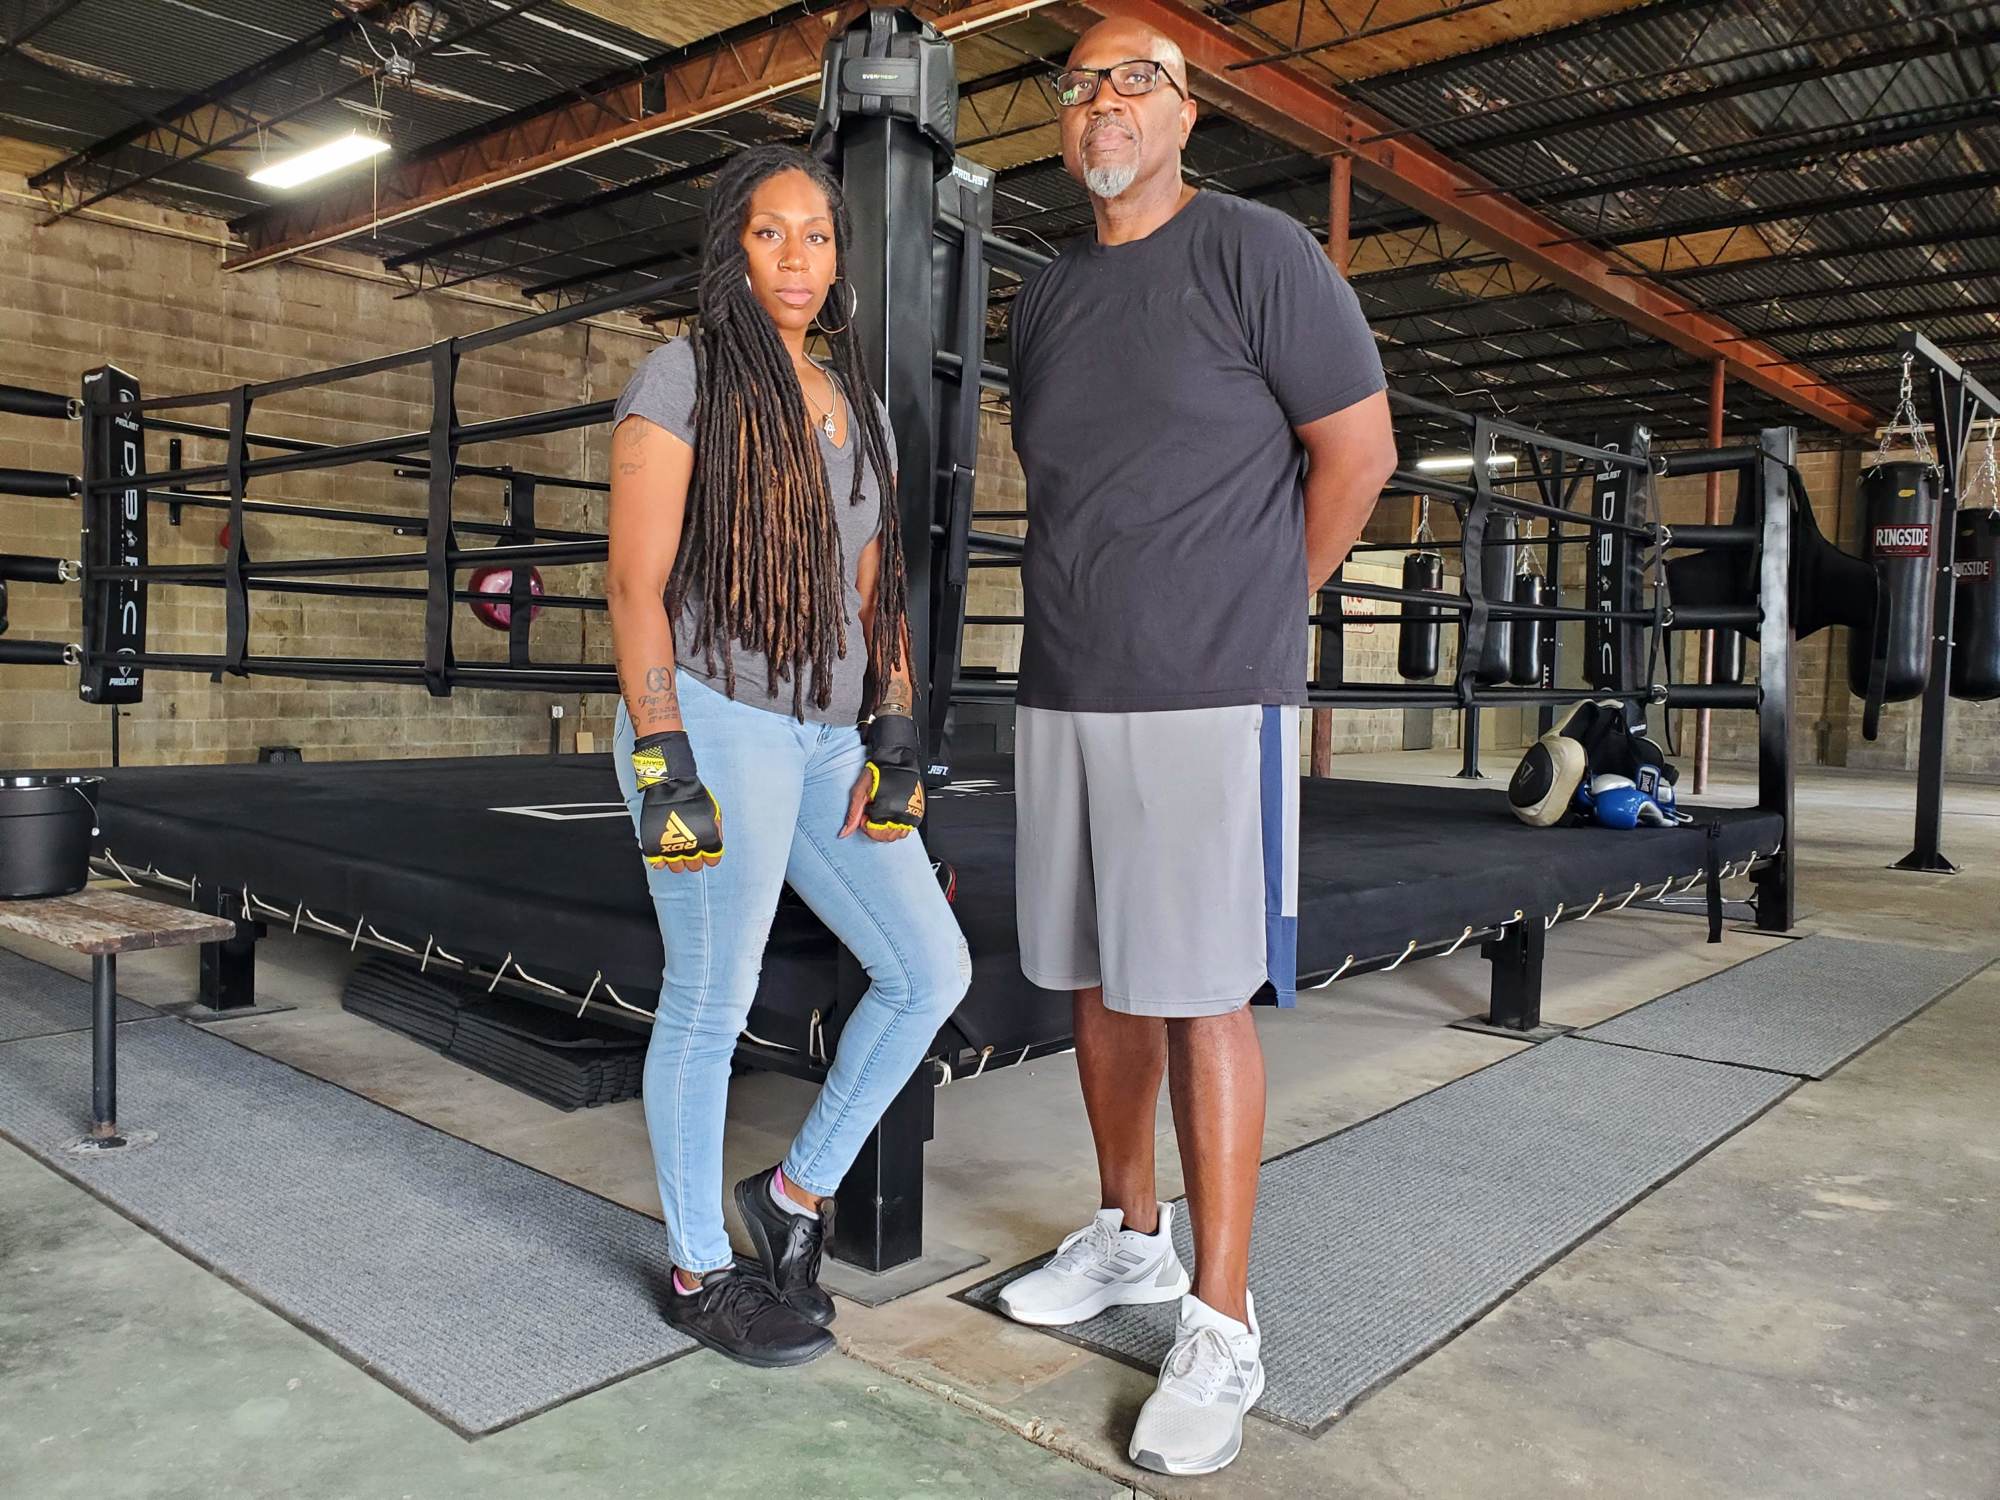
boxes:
[733,1167,836,1328]
[660,1266,834,1368]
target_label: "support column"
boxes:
[831,1061,933,1273]
[815,8,952,742]
[812,11,956,1271]
[1483,911,1544,1031]
[1695,359,1724,793]
[1311,157,1354,778]
[1754,429,1797,929]
[197,886,258,1011]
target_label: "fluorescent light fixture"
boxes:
[249,133,390,189]
[1416,452,1519,473]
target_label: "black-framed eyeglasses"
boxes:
[1052,59,1188,109]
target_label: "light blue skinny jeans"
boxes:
[613,673,970,1273]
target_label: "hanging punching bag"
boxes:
[1475,514,1518,685]
[1951,508,2000,702]
[1398,551,1444,681]
[1848,461,1938,704]
[1509,572,1550,686]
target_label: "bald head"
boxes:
[1068,17,1187,90]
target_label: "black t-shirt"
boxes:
[1009,190,1386,712]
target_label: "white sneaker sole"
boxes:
[997,1259,1191,1327]
[1130,1362,1266,1477]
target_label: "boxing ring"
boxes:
[0,9,1816,1278]
[84,751,1786,1271]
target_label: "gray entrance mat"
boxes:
[0,1017,693,1434]
[960,1037,1793,1431]
[0,945,156,1041]
[1581,935,1990,1078]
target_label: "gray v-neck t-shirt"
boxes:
[613,336,891,725]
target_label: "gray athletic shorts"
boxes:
[1015,704,1300,1017]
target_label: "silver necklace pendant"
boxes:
[821,410,837,441]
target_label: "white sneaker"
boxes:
[996,1203,1190,1327]
[1129,1292,1265,1477]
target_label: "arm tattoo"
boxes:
[625,665,679,728]
[616,422,651,478]
[877,673,913,717]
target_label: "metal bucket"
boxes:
[0,774,103,900]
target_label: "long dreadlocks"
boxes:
[670,144,906,720]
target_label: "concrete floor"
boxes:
[2,753,1995,1498]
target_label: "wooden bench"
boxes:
[0,887,235,1146]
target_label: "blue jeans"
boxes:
[613,675,970,1273]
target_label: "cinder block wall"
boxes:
[0,178,659,770]
[8,178,1976,779]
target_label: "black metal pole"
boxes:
[1898,360,1968,873]
[1540,528,1564,736]
[851,130,938,735]
[91,954,117,1139]
[1754,428,1797,931]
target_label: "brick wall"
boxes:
[0,176,659,770]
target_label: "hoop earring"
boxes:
[813,278,858,335]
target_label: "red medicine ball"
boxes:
[467,564,544,630]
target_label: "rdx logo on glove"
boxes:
[632,730,724,870]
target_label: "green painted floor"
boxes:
[0,1146,1127,1500]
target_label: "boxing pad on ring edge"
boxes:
[1508,730,1587,827]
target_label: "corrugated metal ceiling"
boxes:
[2,0,1996,441]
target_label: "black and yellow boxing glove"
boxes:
[631,730,724,870]
[861,713,925,835]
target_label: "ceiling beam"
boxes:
[0,0,89,64]
[1616,224,2000,281]
[1450,15,1986,158]
[1571,168,2000,249]
[225,0,1062,274]
[1354,0,1724,92]
[1054,0,1874,433]
[26,0,406,220]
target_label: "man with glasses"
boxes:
[995,15,1398,1478]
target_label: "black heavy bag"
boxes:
[1509,573,1550,686]
[1848,462,1938,704]
[1475,513,1517,686]
[1398,551,1444,680]
[1951,509,2000,702]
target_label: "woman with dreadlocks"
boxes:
[607,145,969,1368]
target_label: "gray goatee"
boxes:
[1083,161,1139,198]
